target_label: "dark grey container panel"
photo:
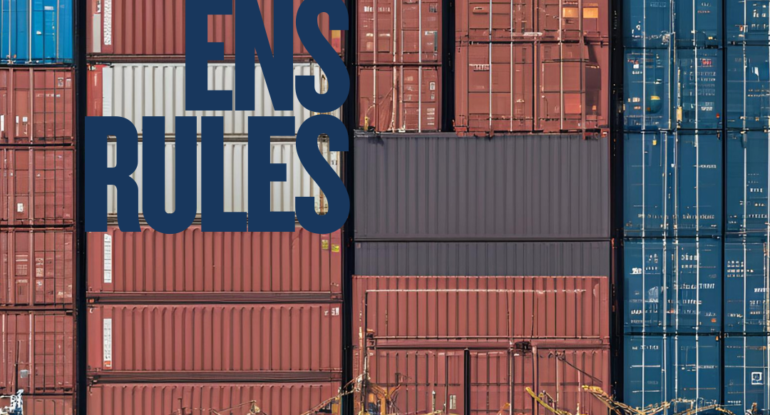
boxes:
[355,133,610,240]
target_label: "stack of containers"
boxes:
[84,1,346,414]
[0,1,76,414]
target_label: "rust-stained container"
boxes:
[86,0,343,60]
[0,68,75,145]
[0,229,74,307]
[357,65,441,132]
[0,148,75,226]
[0,395,73,415]
[87,383,339,415]
[87,304,342,379]
[357,0,441,64]
[0,312,75,395]
[455,42,609,134]
[86,226,342,303]
[352,276,609,347]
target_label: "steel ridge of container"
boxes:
[0,395,74,415]
[726,47,770,131]
[87,304,342,375]
[723,335,770,415]
[623,0,721,48]
[724,239,770,334]
[0,68,75,145]
[726,130,770,235]
[86,226,341,303]
[0,0,73,64]
[85,0,343,59]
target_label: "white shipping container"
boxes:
[105,141,339,216]
[101,63,339,136]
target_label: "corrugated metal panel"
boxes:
[724,336,770,415]
[677,49,723,130]
[355,241,611,276]
[352,276,609,346]
[0,229,74,307]
[624,239,722,334]
[0,0,73,63]
[726,47,770,131]
[87,383,339,415]
[727,131,770,234]
[0,68,75,145]
[357,0,441,64]
[0,147,75,226]
[623,0,720,47]
[724,239,770,333]
[86,226,342,302]
[91,64,340,136]
[726,0,770,43]
[0,396,73,415]
[87,304,342,376]
[105,140,339,216]
[624,49,673,131]
[624,131,723,237]
[354,133,610,241]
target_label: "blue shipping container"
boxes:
[624,239,722,334]
[625,335,721,413]
[624,131,723,236]
[0,0,72,63]
[675,0,723,47]
[624,0,721,48]
[726,131,770,233]
[726,47,770,131]
[726,0,770,44]
[625,49,674,131]
[724,336,770,415]
[676,49,724,130]
[725,239,770,333]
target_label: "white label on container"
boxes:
[753,372,763,385]
[16,203,23,213]
[103,0,112,46]
[103,234,112,283]
[103,318,113,369]
[44,6,54,10]
[1,115,4,132]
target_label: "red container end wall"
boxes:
[0,395,73,415]
[1,229,74,307]
[454,42,609,134]
[0,148,75,226]
[357,0,442,64]
[0,68,75,145]
[86,0,343,60]
[357,65,440,132]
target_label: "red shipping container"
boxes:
[0,68,74,145]
[86,226,342,302]
[0,148,75,226]
[357,65,440,132]
[0,229,74,307]
[87,304,342,377]
[0,312,75,395]
[455,42,608,134]
[86,0,343,60]
[357,0,442,64]
[0,395,73,415]
[87,383,339,415]
[352,276,609,347]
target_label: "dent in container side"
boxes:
[0,0,73,63]
[726,131,770,234]
[357,0,441,64]
[724,239,770,333]
[724,336,770,415]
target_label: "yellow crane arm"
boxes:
[526,387,573,415]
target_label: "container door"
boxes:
[470,350,521,415]
[724,336,770,415]
[534,348,609,415]
[11,231,30,305]
[674,132,723,235]
[13,70,30,142]
[12,150,30,225]
[727,132,770,234]
[0,70,7,142]
[724,240,770,333]
[8,0,30,62]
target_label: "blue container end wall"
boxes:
[724,238,770,333]
[724,336,770,414]
[0,0,72,64]
[726,131,770,234]
[726,47,770,131]
[726,0,770,44]
[623,0,721,48]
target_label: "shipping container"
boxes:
[0,312,74,395]
[454,42,609,134]
[0,68,74,145]
[0,229,73,307]
[726,0,770,43]
[724,336,770,415]
[676,49,724,130]
[86,226,341,302]
[624,335,721,412]
[624,0,721,47]
[86,0,342,59]
[624,131,723,236]
[0,0,73,63]
[88,63,339,137]
[724,239,770,333]
[356,65,440,132]
[624,239,722,334]
[624,49,673,130]
[726,131,770,234]
[87,383,339,415]
[104,140,339,218]
[355,132,610,241]
[0,147,74,226]
[352,276,609,346]
[0,395,73,415]
[87,304,342,377]
[355,241,611,277]
[726,46,770,131]
[357,0,441,64]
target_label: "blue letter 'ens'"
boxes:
[186,0,233,111]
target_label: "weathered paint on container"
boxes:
[454,42,609,134]
[88,63,339,136]
[724,336,770,415]
[0,68,74,145]
[357,0,441,64]
[0,312,74,395]
[624,335,721,412]
[0,0,73,63]
[624,131,723,237]
[86,226,342,302]
[726,131,770,234]
[353,276,609,346]
[624,239,722,334]
[87,304,342,376]
[3,396,73,415]
[104,141,339,217]
[726,46,770,131]
[86,0,342,59]
[624,0,721,47]
[0,147,75,226]
[0,229,73,307]
[87,383,339,415]
[624,49,673,131]
[356,65,440,132]
[726,0,770,43]
[724,239,770,333]
[355,241,611,277]
[355,132,610,241]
